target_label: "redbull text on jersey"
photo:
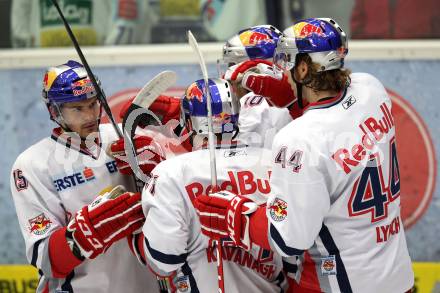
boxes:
[185,170,271,202]
[332,102,395,174]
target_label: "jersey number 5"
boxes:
[348,138,400,223]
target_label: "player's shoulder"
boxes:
[350,72,386,93]
[99,123,121,141]
[272,118,320,149]
[152,150,203,176]
[13,137,54,172]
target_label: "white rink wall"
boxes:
[0,41,439,263]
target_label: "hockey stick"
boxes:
[187,30,225,293]
[122,71,177,184]
[50,0,122,138]
[122,71,177,293]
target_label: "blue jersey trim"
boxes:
[145,237,188,265]
[181,262,200,293]
[269,224,304,256]
[319,224,353,293]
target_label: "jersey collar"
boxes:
[302,87,347,113]
[51,127,101,159]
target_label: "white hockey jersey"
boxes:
[141,143,290,293]
[10,124,159,293]
[238,91,292,149]
[267,73,414,293]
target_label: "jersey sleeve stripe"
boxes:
[269,224,304,256]
[31,239,44,267]
[181,262,200,293]
[319,224,353,293]
[282,260,298,274]
[275,271,288,290]
[133,233,147,266]
[60,271,75,292]
[144,237,188,265]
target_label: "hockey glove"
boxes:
[224,59,273,82]
[108,135,165,176]
[66,185,145,259]
[119,95,181,127]
[241,63,295,106]
[195,190,259,251]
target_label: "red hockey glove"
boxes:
[66,186,144,259]
[241,64,295,106]
[224,59,273,82]
[108,135,165,176]
[119,95,181,126]
[194,190,259,251]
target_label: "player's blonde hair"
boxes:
[297,53,351,92]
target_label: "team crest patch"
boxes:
[28,213,52,235]
[176,275,190,292]
[321,255,337,276]
[13,169,28,191]
[269,198,288,221]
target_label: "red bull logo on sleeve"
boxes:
[269,198,288,221]
[294,21,325,39]
[239,30,271,46]
[186,83,204,103]
[28,213,52,235]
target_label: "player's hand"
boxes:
[224,59,273,82]
[241,65,297,108]
[108,135,165,176]
[119,95,181,127]
[66,186,144,259]
[194,190,258,251]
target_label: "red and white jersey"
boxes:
[267,73,414,293]
[10,124,158,293]
[238,92,292,148]
[141,144,290,292]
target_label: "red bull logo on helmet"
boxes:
[294,21,325,39]
[28,213,52,235]
[72,78,94,96]
[239,30,271,46]
[269,198,287,221]
[186,83,204,103]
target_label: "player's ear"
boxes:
[295,60,309,82]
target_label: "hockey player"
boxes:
[128,78,292,292]
[10,60,160,293]
[219,25,293,148]
[195,18,414,293]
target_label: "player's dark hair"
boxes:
[296,53,351,92]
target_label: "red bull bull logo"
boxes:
[269,198,287,221]
[294,21,325,39]
[186,83,204,103]
[28,213,52,235]
[239,30,271,46]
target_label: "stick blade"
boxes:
[187,30,209,80]
[133,70,177,109]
